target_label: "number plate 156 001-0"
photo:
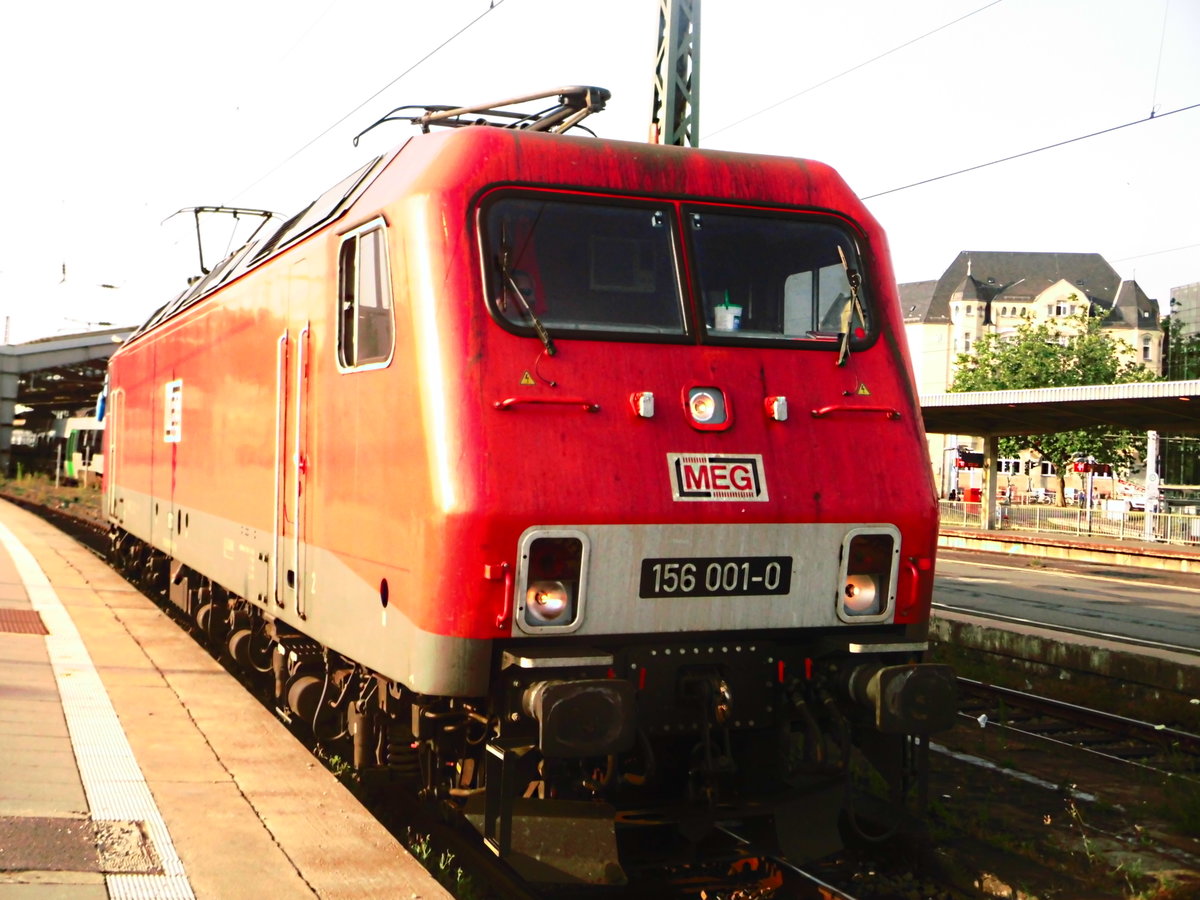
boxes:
[639,556,792,598]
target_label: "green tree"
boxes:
[950,305,1158,505]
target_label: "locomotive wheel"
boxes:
[195,602,213,635]
[227,627,253,669]
[286,673,324,725]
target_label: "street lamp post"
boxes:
[1085,460,1095,533]
[1145,430,1160,542]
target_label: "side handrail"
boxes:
[494,397,600,413]
[811,404,900,420]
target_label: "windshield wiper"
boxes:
[498,227,556,357]
[836,245,866,367]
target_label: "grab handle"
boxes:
[811,404,900,420]
[494,397,600,413]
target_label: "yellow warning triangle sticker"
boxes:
[856,382,871,396]
[520,371,536,385]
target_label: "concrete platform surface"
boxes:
[0,498,450,899]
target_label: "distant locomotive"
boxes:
[104,87,954,883]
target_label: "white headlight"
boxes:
[690,391,716,422]
[525,580,572,625]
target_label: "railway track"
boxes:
[711,825,860,900]
[956,676,1200,776]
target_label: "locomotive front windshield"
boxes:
[484,198,686,335]
[686,209,869,343]
[482,194,872,346]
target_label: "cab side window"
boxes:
[337,223,394,368]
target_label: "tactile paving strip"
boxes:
[0,607,48,634]
[0,521,195,900]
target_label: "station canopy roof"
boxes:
[2,328,134,429]
[920,380,1200,437]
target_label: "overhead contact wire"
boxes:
[1112,241,1200,264]
[234,0,510,201]
[702,0,1006,141]
[862,102,1200,199]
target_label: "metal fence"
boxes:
[938,501,1200,548]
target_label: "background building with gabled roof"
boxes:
[903,250,1162,397]
[902,250,1164,501]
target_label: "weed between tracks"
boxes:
[925,650,1200,898]
[403,829,484,900]
[312,746,486,898]
[0,472,106,527]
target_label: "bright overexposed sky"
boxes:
[1,0,1196,343]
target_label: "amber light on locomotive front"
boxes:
[525,581,570,624]
[517,533,588,633]
[837,529,899,621]
[843,573,880,614]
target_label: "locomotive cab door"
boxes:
[104,388,123,523]
[275,276,312,619]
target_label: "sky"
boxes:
[1,0,1197,343]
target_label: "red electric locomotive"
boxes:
[104,88,954,882]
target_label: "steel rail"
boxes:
[714,824,862,900]
[957,677,1200,757]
